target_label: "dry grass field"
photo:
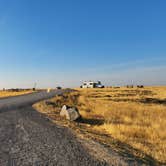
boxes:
[34,87,166,165]
[0,90,34,98]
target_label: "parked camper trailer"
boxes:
[81,81,104,88]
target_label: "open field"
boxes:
[34,86,166,165]
[0,90,34,98]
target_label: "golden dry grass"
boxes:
[0,90,34,98]
[34,86,166,164]
[75,87,166,163]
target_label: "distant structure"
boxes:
[80,81,104,88]
[33,83,37,91]
[56,86,62,89]
[137,85,144,88]
[126,85,134,88]
[126,85,144,88]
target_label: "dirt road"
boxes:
[0,90,106,166]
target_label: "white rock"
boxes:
[60,105,80,121]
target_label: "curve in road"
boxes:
[0,90,107,166]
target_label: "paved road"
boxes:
[0,90,106,166]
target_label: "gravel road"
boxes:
[0,90,67,112]
[0,90,107,166]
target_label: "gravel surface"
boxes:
[0,90,107,166]
[0,90,66,111]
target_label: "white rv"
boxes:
[81,81,104,88]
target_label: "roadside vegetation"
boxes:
[34,87,166,165]
[0,90,34,98]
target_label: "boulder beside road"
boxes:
[60,105,81,121]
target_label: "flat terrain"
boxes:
[0,90,33,98]
[34,87,166,165]
[0,90,106,166]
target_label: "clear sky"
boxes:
[0,0,166,88]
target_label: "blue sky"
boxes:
[0,0,166,88]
